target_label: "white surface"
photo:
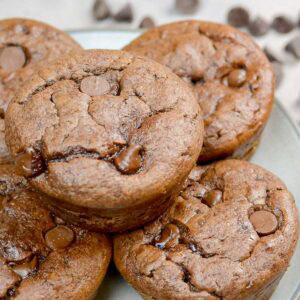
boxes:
[70,31,300,300]
[0,0,299,126]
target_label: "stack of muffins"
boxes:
[0,18,298,300]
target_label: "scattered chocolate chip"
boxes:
[248,17,269,37]
[228,69,247,88]
[203,190,222,207]
[0,268,20,298]
[175,0,200,14]
[12,256,38,279]
[154,224,180,249]
[263,47,281,63]
[271,62,283,88]
[80,76,111,96]
[285,36,300,59]
[44,225,74,250]
[0,46,26,71]
[272,16,295,34]
[227,7,250,28]
[114,144,142,175]
[139,16,155,29]
[15,148,45,178]
[93,0,110,21]
[114,3,133,22]
[249,210,278,236]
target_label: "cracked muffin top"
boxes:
[5,49,204,211]
[0,164,111,300]
[124,21,275,163]
[0,18,81,114]
[114,160,299,300]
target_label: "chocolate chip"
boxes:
[175,0,200,14]
[203,190,222,207]
[272,16,295,34]
[227,7,250,28]
[271,62,283,88]
[93,0,110,21]
[44,225,74,250]
[249,210,278,236]
[248,17,269,37]
[15,148,45,178]
[139,16,155,29]
[114,3,133,22]
[12,256,38,279]
[80,76,111,96]
[285,36,300,59]
[114,144,142,175]
[154,224,180,249]
[228,69,247,87]
[0,46,26,71]
[263,47,281,63]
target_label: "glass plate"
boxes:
[70,30,300,300]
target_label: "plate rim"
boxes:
[68,29,300,300]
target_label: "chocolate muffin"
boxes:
[5,49,204,232]
[124,21,275,163]
[114,160,299,300]
[0,164,111,299]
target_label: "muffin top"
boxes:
[124,21,275,162]
[0,164,111,299]
[5,49,203,211]
[0,18,81,113]
[114,160,299,300]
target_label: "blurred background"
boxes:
[0,0,299,128]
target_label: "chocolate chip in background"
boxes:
[285,36,300,59]
[0,46,26,72]
[175,0,200,15]
[249,210,278,236]
[248,17,270,37]
[263,47,281,63]
[114,3,133,22]
[93,0,111,21]
[227,7,250,28]
[139,16,155,29]
[271,62,283,88]
[272,16,295,34]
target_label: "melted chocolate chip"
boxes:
[227,7,250,28]
[12,256,38,279]
[114,144,142,175]
[15,148,45,178]
[272,16,295,34]
[93,0,111,21]
[0,46,26,71]
[80,76,111,96]
[249,210,278,236]
[203,190,222,207]
[114,3,133,22]
[228,69,247,87]
[44,225,74,250]
[154,224,180,249]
